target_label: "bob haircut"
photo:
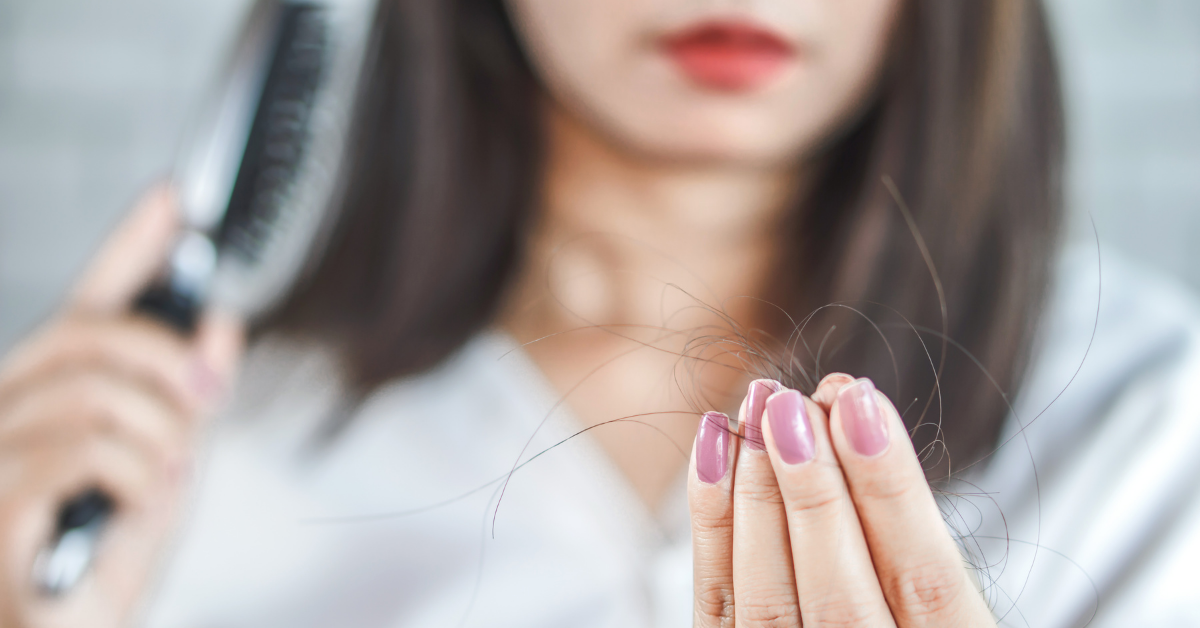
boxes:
[273,0,1064,473]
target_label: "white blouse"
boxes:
[138,246,1200,627]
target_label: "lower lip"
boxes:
[663,23,795,92]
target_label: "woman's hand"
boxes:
[0,187,244,628]
[688,374,994,627]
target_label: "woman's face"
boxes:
[505,0,902,166]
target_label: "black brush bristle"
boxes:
[42,1,358,600]
[219,2,329,265]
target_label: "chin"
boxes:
[601,106,815,167]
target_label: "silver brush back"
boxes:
[34,0,377,597]
[140,0,374,330]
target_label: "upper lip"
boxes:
[660,18,796,54]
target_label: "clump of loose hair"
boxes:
[264,2,1079,625]
[270,0,1065,477]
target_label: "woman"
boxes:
[3,0,1199,626]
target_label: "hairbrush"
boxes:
[33,0,377,597]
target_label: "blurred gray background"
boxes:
[1,0,1198,351]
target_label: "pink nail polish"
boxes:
[696,411,730,484]
[189,358,223,402]
[766,390,815,465]
[744,379,782,451]
[838,378,889,457]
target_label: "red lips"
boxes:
[662,20,795,92]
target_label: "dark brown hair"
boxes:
[275,0,1064,472]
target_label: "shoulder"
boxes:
[1005,243,1200,457]
[213,329,563,452]
[969,243,1200,626]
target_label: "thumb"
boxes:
[70,184,180,315]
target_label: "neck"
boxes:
[499,103,801,509]
[508,102,799,331]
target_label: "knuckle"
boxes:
[853,472,923,505]
[735,473,784,506]
[691,509,734,537]
[802,598,886,627]
[783,469,846,518]
[740,595,801,627]
[693,578,736,628]
[884,561,967,621]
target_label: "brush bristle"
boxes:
[219,2,330,265]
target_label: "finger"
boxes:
[0,431,168,519]
[0,377,183,627]
[0,433,172,610]
[689,411,738,628]
[731,379,800,627]
[0,370,190,473]
[0,317,201,416]
[762,388,895,626]
[829,379,993,626]
[812,373,855,411]
[70,184,179,315]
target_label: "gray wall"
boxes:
[0,0,247,349]
[1049,0,1200,272]
[2,0,1198,351]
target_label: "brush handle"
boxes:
[34,0,337,598]
[133,283,203,334]
[33,490,115,596]
[130,229,217,336]
[34,254,207,597]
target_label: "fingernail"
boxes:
[189,358,223,402]
[744,379,782,451]
[696,411,730,484]
[766,390,815,465]
[838,378,889,457]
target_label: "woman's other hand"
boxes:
[689,375,995,627]
[0,187,244,628]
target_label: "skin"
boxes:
[501,0,902,510]
[690,375,996,626]
[502,0,997,625]
[0,188,244,628]
[503,0,901,164]
[0,0,992,626]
